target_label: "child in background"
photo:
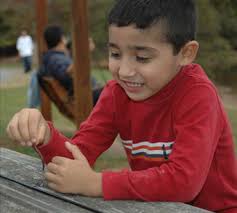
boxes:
[7,0,237,212]
[39,25,102,103]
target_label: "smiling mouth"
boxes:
[122,80,144,88]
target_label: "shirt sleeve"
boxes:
[37,82,118,166]
[102,84,223,202]
[70,85,118,166]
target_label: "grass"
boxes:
[228,108,237,147]
[0,67,236,171]
[0,57,39,70]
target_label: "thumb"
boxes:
[65,141,87,162]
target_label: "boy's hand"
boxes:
[45,142,102,197]
[6,108,51,146]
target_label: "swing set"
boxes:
[36,0,93,128]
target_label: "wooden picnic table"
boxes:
[0,148,212,213]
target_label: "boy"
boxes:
[7,0,237,212]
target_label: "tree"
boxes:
[196,0,237,77]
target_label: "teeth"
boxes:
[126,82,144,87]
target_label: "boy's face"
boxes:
[108,25,183,101]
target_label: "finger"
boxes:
[6,113,23,143]
[47,162,59,174]
[65,142,87,161]
[28,109,41,144]
[20,141,27,146]
[18,109,30,142]
[51,156,68,165]
[6,114,18,140]
[37,120,47,145]
[44,172,60,184]
[26,141,32,146]
[47,182,59,191]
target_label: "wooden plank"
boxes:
[35,0,52,121]
[0,148,212,213]
[0,179,91,213]
[71,0,93,128]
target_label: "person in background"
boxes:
[16,30,34,73]
[39,25,102,104]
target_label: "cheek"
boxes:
[137,64,160,83]
[145,73,161,88]
[108,60,119,75]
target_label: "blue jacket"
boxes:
[41,50,73,96]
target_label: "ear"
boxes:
[179,41,199,66]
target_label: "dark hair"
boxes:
[44,25,64,49]
[108,0,197,54]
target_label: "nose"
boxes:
[118,58,136,78]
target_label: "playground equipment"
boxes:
[38,76,75,122]
[36,0,92,128]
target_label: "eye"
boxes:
[109,51,121,59]
[108,43,121,59]
[136,56,151,63]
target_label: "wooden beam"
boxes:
[71,0,93,128]
[35,0,52,121]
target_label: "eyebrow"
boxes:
[108,42,118,48]
[133,46,157,52]
[108,42,157,52]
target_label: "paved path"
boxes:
[0,67,30,88]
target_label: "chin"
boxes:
[126,93,150,102]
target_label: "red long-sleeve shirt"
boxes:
[37,64,237,212]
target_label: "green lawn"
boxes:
[228,108,237,148]
[0,69,236,170]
